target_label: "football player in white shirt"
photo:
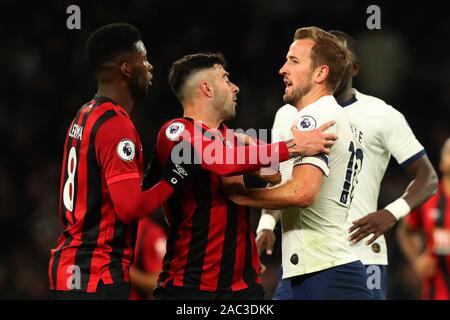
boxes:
[224,27,373,299]
[256,31,438,300]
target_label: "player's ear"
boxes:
[199,80,213,98]
[352,62,360,77]
[120,62,132,79]
[315,65,329,84]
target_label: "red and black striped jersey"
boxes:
[405,182,450,300]
[49,96,144,292]
[155,117,263,292]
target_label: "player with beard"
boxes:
[226,27,373,299]
[152,53,336,299]
[256,30,437,300]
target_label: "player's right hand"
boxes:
[289,120,337,157]
[413,253,437,280]
[256,229,276,256]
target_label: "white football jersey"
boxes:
[272,95,363,278]
[342,89,424,265]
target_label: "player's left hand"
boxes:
[348,209,397,245]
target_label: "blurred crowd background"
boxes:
[0,0,449,299]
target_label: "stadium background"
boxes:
[1,0,449,299]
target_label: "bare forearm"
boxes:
[221,175,289,209]
[250,171,282,185]
[234,181,310,209]
[403,156,438,209]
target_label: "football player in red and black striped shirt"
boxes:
[48,23,195,299]
[152,53,337,299]
[398,138,450,300]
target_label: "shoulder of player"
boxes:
[157,117,195,145]
[84,100,135,130]
[94,109,136,135]
[159,117,193,131]
[354,90,402,114]
[295,97,343,133]
[302,96,342,119]
[276,104,297,116]
[272,104,297,129]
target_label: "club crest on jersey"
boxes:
[117,139,136,162]
[166,122,185,141]
[297,115,316,131]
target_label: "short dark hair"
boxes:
[293,27,350,92]
[168,53,227,101]
[328,30,359,64]
[85,23,141,70]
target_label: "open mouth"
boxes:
[284,78,292,92]
[284,78,293,87]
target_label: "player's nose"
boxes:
[232,82,239,94]
[279,62,288,76]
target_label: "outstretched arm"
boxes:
[191,121,337,176]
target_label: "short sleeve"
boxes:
[382,107,425,168]
[293,153,330,176]
[292,103,335,176]
[96,116,141,186]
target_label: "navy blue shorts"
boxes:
[273,263,387,300]
[364,264,387,300]
[289,261,373,300]
[272,266,292,300]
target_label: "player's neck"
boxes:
[295,86,331,111]
[334,82,354,105]
[183,102,222,129]
[96,83,135,114]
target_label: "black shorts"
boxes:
[153,283,265,300]
[49,280,131,300]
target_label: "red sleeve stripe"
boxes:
[106,172,141,185]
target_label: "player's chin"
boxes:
[140,80,151,95]
[282,93,292,104]
[224,108,236,121]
